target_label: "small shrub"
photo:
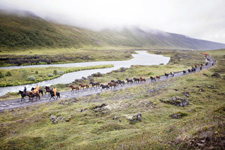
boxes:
[48,74,53,77]
[35,71,38,74]
[0,72,4,78]
[22,70,28,78]
[5,71,12,76]
[28,76,36,81]
[53,70,57,75]
[57,71,64,75]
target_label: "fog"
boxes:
[0,0,225,43]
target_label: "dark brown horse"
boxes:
[133,78,140,83]
[69,85,79,92]
[18,90,31,101]
[29,92,40,101]
[126,78,133,84]
[90,81,100,88]
[140,77,146,82]
[79,83,89,89]
[108,82,116,88]
[165,73,169,78]
[100,84,110,89]
[150,76,156,82]
[156,76,160,80]
[44,86,52,95]
[49,90,60,100]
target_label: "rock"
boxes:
[50,115,57,123]
[211,72,221,78]
[169,112,187,119]
[113,116,117,120]
[182,92,190,97]
[50,115,65,123]
[160,96,190,107]
[129,113,142,123]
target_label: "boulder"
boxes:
[211,72,221,78]
[169,112,187,119]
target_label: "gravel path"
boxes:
[0,56,215,111]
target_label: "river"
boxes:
[0,51,170,96]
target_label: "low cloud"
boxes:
[0,0,225,43]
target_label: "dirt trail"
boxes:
[0,56,215,111]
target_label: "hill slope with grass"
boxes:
[1,10,225,51]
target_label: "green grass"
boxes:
[0,64,113,87]
[0,49,224,149]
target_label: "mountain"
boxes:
[1,10,225,51]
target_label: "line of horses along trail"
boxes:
[0,55,216,111]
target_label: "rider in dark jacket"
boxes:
[24,87,27,95]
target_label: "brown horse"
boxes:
[79,83,89,89]
[108,82,116,88]
[140,77,146,82]
[69,85,79,92]
[156,76,160,80]
[29,92,40,101]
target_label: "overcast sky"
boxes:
[1,0,225,43]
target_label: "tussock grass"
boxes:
[0,49,224,149]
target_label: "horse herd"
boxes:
[18,61,212,102]
[18,86,60,101]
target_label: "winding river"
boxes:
[0,51,170,96]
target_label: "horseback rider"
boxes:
[33,88,38,96]
[36,84,39,94]
[23,87,27,95]
[52,87,56,96]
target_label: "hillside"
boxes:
[1,10,225,51]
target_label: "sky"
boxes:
[0,0,225,44]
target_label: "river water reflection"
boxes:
[0,51,170,96]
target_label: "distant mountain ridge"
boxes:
[0,9,225,51]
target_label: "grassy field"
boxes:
[0,64,113,87]
[0,49,224,149]
[0,48,135,67]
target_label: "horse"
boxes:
[90,81,100,88]
[44,86,52,95]
[29,92,40,101]
[117,80,125,86]
[31,87,44,96]
[18,90,31,101]
[49,90,60,100]
[111,80,120,85]
[165,73,169,78]
[156,76,160,80]
[108,82,116,88]
[133,78,140,83]
[140,77,146,82]
[150,76,156,82]
[79,83,89,89]
[170,72,175,77]
[100,84,110,89]
[126,78,133,84]
[69,85,79,92]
